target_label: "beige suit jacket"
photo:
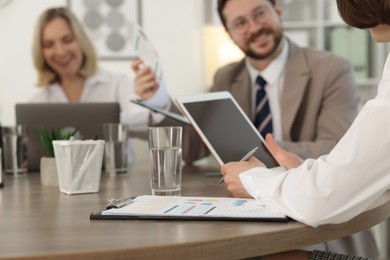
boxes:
[163,40,359,164]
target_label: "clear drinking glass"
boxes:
[1,125,28,175]
[148,127,182,196]
[103,123,128,175]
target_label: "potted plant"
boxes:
[39,125,78,186]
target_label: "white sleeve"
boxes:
[240,99,390,227]
[143,77,171,125]
[118,75,170,132]
[142,77,170,107]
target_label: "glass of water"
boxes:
[148,126,182,196]
[103,123,128,175]
[1,125,28,175]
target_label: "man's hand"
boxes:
[265,134,303,170]
[132,59,159,100]
[220,157,265,198]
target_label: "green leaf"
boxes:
[39,124,78,157]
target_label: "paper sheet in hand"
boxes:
[90,195,287,221]
[129,22,163,82]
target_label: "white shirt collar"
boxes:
[245,38,289,86]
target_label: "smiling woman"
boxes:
[31,8,97,94]
[40,17,86,101]
[28,7,171,164]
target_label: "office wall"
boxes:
[0,0,205,126]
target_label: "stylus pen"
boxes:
[218,147,259,184]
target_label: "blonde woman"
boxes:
[30,7,169,163]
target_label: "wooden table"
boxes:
[0,164,389,260]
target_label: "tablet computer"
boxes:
[176,91,278,167]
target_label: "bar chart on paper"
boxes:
[91,196,288,221]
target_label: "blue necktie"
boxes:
[254,75,273,137]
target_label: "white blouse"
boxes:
[29,69,170,163]
[240,53,390,228]
[29,69,169,131]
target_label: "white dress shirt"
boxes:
[240,53,390,228]
[29,69,170,163]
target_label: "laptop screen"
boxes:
[15,103,120,171]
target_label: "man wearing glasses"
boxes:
[134,0,359,163]
[212,0,359,160]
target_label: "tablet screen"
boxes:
[178,93,278,167]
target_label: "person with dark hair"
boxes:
[133,0,374,257]
[221,0,390,259]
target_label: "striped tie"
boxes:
[254,75,273,137]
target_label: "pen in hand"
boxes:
[218,147,259,184]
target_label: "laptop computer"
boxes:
[15,103,120,171]
[175,91,278,168]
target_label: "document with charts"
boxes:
[90,195,287,221]
[128,21,163,82]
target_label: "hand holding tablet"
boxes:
[217,147,259,184]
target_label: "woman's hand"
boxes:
[265,134,303,170]
[131,59,159,100]
[220,157,265,198]
[220,134,304,198]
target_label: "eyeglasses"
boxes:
[227,7,271,35]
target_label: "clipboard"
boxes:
[90,195,288,222]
